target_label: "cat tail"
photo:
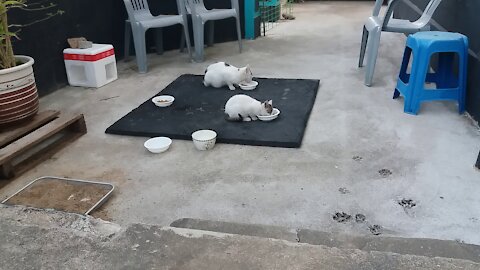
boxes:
[225,113,243,122]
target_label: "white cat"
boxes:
[225,94,273,122]
[203,62,253,90]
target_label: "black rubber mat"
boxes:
[106,74,320,148]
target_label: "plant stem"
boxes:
[1,11,15,68]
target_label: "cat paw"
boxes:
[242,118,252,122]
[228,85,236,91]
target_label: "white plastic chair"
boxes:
[184,0,242,62]
[123,0,192,73]
[358,0,443,86]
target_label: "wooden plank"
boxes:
[0,114,86,179]
[11,130,85,178]
[0,110,59,148]
[0,114,86,164]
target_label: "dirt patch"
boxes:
[4,178,112,215]
[338,187,350,194]
[90,204,112,221]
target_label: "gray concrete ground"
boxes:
[1,205,479,270]
[1,1,479,247]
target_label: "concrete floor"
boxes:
[2,206,479,270]
[1,2,479,245]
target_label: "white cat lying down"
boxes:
[225,94,273,122]
[204,62,253,90]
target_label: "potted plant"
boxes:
[0,0,62,125]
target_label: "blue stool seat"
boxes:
[393,31,468,115]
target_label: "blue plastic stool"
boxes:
[393,31,468,115]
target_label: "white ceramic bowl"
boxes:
[144,137,172,153]
[152,95,174,107]
[239,80,258,91]
[257,108,280,121]
[191,130,217,151]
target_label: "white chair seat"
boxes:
[196,9,237,23]
[384,18,431,33]
[138,15,184,29]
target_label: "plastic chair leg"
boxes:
[155,28,164,55]
[182,24,193,60]
[207,21,214,47]
[193,21,205,62]
[124,21,131,61]
[180,30,186,53]
[475,151,480,170]
[235,15,242,53]
[359,26,368,67]
[364,28,381,86]
[132,28,148,73]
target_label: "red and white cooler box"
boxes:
[63,44,118,88]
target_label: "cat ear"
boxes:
[268,100,272,105]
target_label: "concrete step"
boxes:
[1,205,479,270]
[171,218,480,264]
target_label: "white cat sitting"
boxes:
[225,94,273,122]
[204,62,253,90]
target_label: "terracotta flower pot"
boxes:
[0,55,39,125]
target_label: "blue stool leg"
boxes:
[405,49,429,115]
[436,52,455,88]
[394,47,412,99]
[458,36,469,114]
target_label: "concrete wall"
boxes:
[10,0,252,96]
[396,0,480,121]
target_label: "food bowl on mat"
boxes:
[191,130,217,150]
[258,108,280,121]
[239,80,258,91]
[152,95,174,107]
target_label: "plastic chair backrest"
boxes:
[381,0,442,29]
[372,0,385,16]
[175,0,188,16]
[184,0,204,14]
[123,0,152,21]
[184,0,237,14]
[416,0,442,26]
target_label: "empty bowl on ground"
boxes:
[257,108,280,121]
[191,129,217,151]
[239,80,258,91]
[152,95,174,107]
[144,137,172,153]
